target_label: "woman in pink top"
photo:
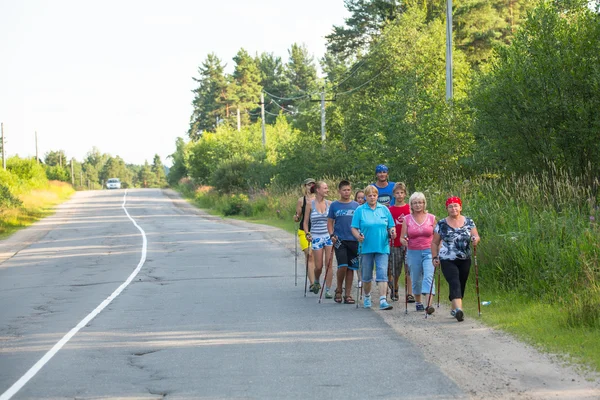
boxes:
[400,192,437,312]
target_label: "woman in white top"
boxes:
[303,181,334,298]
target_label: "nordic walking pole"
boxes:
[294,235,298,286]
[319,248,334,303]
[436,263,441,308]
[473,241,481,317]
[356,242,362,309]
[403,246,408,314]
[425,269,436,318]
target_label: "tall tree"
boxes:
[138,161,155,188]
[188,53,228,140]
[167,137,190,186]
[285,43,318,94]
[453,0,537,66]
[152,154,167,186]
[325,0,403,58]
[256,52,291,123]
[44,150,67,167]
[229,48,262,126]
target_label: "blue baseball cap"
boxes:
[375,164,389,173]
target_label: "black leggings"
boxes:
[441,258,471,301]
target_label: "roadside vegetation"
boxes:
[170,1,600,372]
[0,158,74,238]
[0,146,167,237]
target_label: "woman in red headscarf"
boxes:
[431,196,480,322]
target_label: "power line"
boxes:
[263,89,308,101]
[331,30,391,90]
[264,109,284,117]
[334,67,389,96]
[269,99,294,113]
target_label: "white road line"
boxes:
[0,190,147,400]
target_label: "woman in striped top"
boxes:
[303,181,334,298]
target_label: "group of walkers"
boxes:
[294,165,480,322]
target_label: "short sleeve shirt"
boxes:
[327,200,359,241]
[351,203,395,254]
[434,217,476,260]
[371,182,396,206]
[389,204,410,247]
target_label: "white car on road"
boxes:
[106,178,121,189]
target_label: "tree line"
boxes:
[38,147,167,189]
[169,0,600,195]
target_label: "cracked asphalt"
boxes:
[0,189,465,399]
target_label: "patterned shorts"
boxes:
[311,235,333,250]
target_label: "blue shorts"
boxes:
[311,235,333,250]
[360,253,388,283]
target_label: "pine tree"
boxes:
[188,53,228,140]
[152,154,167,187]
[138,161,155,188]
[229,48,262,126]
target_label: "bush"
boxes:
[45,165,70,182]
[210,156,252,193]
[221,193,250,216]
[7,157,47,192]
[0,183,22,208]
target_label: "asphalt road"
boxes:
[0,189,465,399]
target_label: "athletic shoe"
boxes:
[364,295,372,308]
[380,300,393,310]
[312,283,321,294]
[450,309,456,317]
[416,303,425,312]
[325,290,333,299]
[455,308,464,322]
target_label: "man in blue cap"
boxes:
[371,164,395,206]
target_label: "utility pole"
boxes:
[1,123,5,170]
[260,92,266,146]
[35,131,39,163]
[446,0,453,101]
[70,158,74,185]
[237,108,241,132]
[310,88,335,142]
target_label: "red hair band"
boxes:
[446,196,462,207]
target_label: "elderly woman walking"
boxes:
[351,185,396,310]
[431,196,480,322]
[400,192,437,312]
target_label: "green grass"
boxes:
[471,290,600,373]
[0,181,75,238]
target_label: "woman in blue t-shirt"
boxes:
[351,185,396,310]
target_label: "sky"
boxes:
[0,0,349,167]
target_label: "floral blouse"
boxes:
[434,217,476,260]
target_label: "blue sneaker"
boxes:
[380,300,393,310]
[450,309,456,317]
[416,303,425,312]
[364,295,372,308]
